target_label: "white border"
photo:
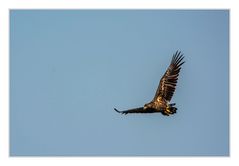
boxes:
[1,0,238,166]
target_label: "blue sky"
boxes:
[10,10,229,156]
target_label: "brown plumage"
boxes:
[114,51,185,116]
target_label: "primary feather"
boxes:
[154,51,185,102]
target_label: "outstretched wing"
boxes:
[114,107,144,114]
[154,51,185,102]
[114,107,155,114]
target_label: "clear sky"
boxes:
[10,10,229,156]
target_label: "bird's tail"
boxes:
[169,103,176,107]
[169,106,177,114]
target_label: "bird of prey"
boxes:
[114,51,185,116]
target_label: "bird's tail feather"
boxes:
[169,103,176,107]
[170,106,177,114]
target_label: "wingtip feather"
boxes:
[114,108,127,115]
[114,108,120,113]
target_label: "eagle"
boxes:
[114,51,185,116]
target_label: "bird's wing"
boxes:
[114,107,155,114]
[153,51,185,102]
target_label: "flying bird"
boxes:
[114,51,185,116]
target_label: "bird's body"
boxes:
[114,51,185,116]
